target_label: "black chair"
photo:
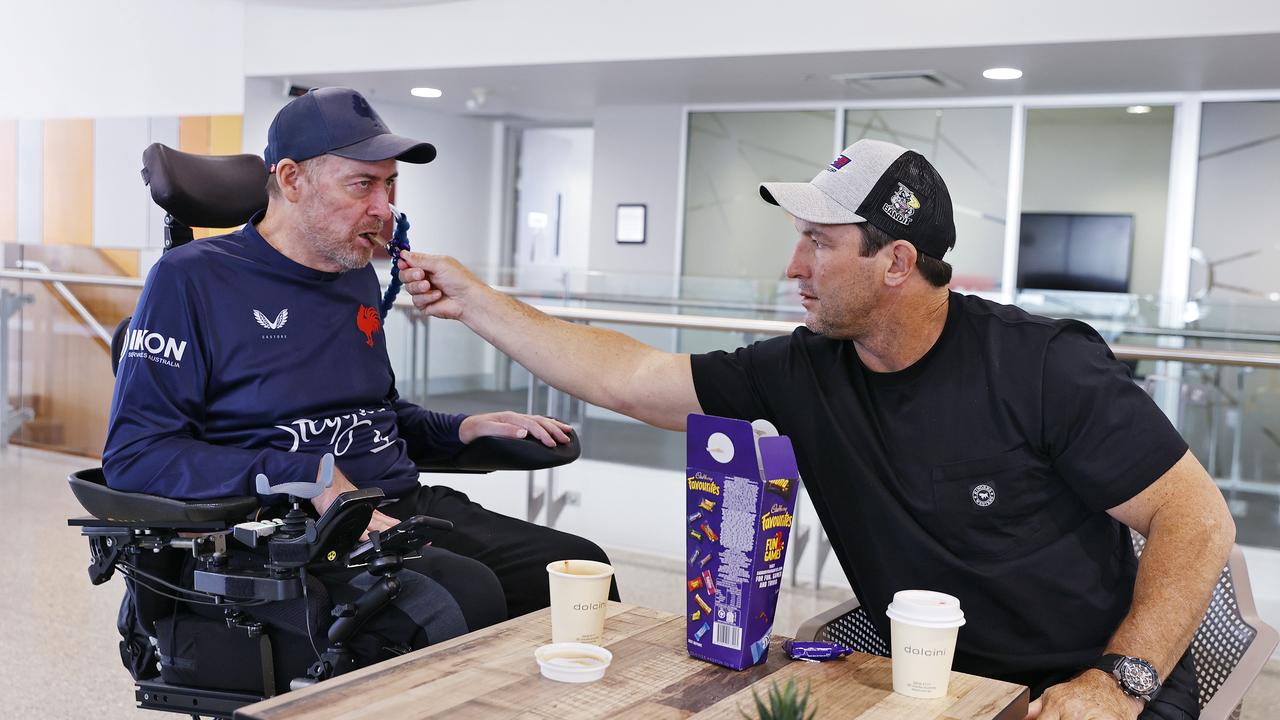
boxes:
[70,144,580,719]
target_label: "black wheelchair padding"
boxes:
[345,513,454,567]
[110,317,129,377]
[418,431,581,472]
[141,143,268,229]
[70,468,257,525]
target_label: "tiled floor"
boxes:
[8,445,1277,719]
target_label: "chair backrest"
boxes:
[1130,532,1278,716]
[141,143,268,230]
[811,603,889,658]
[110,317,130,376]
[802,533,1277,719]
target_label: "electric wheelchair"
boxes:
[68,144,579,719]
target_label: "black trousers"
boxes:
[383,483,620,624]
[1139,648,1199,720]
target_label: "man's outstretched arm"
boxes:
[398,253,702,431]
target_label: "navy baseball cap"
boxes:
[263,87,436,170]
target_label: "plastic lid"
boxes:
[534,643,613,683]
[885,590,966,629]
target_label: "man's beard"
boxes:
[316,235,375,272]
[298,200,380,272]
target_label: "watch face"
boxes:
[1118,657,1159,696]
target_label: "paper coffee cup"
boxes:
[885,590,966,699]
[547,560,614,644]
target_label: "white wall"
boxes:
[1021,108,1174,297]
[588,105,683,281]
[243,0,1280,76]
[0,0,245,118]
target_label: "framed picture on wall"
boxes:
[615,204,646,244]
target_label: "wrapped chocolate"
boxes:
[782,640,854,662]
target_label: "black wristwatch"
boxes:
[1090,654,1161,702]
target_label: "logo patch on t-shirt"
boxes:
[253,308,289,340]
[971,484,996,507]
[121,328,188,368]
[356,305,381,347]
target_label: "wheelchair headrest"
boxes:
[141,143,269,229]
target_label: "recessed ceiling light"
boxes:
[410,87,443,98]
[982,67,1022,80]
[1126,105,1153,114]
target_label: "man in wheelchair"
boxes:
[84,87,615,714]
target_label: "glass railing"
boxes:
[5,255,1280,554]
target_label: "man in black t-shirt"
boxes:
[397,139,1234,720]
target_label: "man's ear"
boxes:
[883,240,917,288]
[274,159,304,202]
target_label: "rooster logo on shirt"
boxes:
[356,305,381,347]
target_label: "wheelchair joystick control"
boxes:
[259,454,335,542]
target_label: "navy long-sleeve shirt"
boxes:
[103,214,465,500]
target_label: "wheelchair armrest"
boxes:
[68,468,258,525]
[414,431,581,473]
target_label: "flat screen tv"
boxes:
[1017,213,1133,293]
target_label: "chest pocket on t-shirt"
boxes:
[931,444,1060,561]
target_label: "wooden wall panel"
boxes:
[42,119,94,246]
[209,115,243,156]
[179,116,211,156]
[0,120,15,244]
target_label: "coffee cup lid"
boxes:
[885,590,966,629]
[534,643,613,683]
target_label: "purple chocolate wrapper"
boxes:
[782,640,854,661]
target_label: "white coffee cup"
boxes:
[546,560,614,644]
[885,590,966,699]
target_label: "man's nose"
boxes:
[368,187,393,222]
[785,239,809,279]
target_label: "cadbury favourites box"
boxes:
[685,413,801,670]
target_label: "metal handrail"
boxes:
[12,262,113,346]
[2,267,1280,369]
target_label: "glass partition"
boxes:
[1191,100,1280,307]
[1021,106,1174,298]
[681,110,837,303]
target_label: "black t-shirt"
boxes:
[691,291,1188,690]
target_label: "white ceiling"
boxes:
[241,0,466,7]
[280,34,1280,123]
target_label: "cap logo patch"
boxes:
[352,93,375,119]
[827,154,852,172]
[883,182,921,225]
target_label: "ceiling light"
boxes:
[410,87,443,98]
[1126,105,1153,114]
[982,67,1022,80]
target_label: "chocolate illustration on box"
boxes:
[685,414,801,670]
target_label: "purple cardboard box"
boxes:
[685,414,801,670]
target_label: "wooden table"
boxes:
[236,603,1028,720]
